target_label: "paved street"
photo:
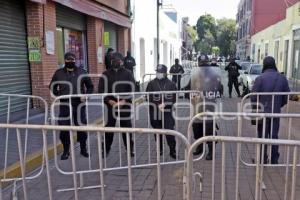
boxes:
[1,69,300,200]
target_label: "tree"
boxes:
[216,18,237,56]
[195,14,217,54]
[196,14,217,41]
[212,46,220,56]
[186,26,197,43]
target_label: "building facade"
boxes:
[181,17,194,60]
[131,0,181,81]
[0,0,131,114]
[236,0,252,60]
[250,0,299,79]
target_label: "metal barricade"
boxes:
[186,136,300,200]
[187,112,300,167]
[239,92,300,165]
[0,94,48,199]
[0,124,189,200]
[51,91,200,192]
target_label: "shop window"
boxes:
[56,27,87,70]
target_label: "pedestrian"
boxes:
[105,48,114,70]
[49,52,94,160]
[251,56,290,164]
[169,58,185,90]
[146,64,177,159]
[225,58,241,98]
[98,52,135,157]
[185,55,223,160]
[123,51,136,74]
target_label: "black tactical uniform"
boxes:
[123,51,136,74]
[98,52,135,156]
[170,59,185,90]
[50,53,94,160]
[225,59,241,98]
[146,64,177,159]
[186,55,222,160]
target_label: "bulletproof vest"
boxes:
[190,66,222,114]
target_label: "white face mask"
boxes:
[156,73,164,80]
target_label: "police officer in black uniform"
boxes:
[123,51,136,74]
[98,52,135,157]
[105,48,114,70]
[225,58,241,98]
[185,55,222,160]
[169,58,185,90]
[146,64,177,159]
[50,52,94,160]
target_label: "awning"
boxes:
[30,0,46,4]
[52,0,131,28]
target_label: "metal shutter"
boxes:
[104,21,118,51]
[0,0,31,114]
[56,4,86,31]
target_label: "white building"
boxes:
[131,0,182,81]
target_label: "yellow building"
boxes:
[251,2,300,80]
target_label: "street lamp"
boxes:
[157,0,163,65]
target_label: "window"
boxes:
[274,40,280,63]
[56,27,87,70]
[265,43,269,57]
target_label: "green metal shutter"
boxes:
[0,0,31,114]
[56,4,86,31]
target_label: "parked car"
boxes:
[238,62,251,83]
[241,64,263,94]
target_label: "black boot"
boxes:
[193,144,203,156]
[80,142,89,158]
[61,143,70,160]
[206,143,213,161]
[170,148,176,159]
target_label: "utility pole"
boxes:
[157,0,162,66]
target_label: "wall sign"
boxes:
[46,31,55,55]
[28,37,41,62]
[104,32,110,46]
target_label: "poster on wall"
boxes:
[97,46,103,64]
[46,31,55,55]
[104,32,110,46]
[28,37,41,62]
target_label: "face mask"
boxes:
[112,60,122,70]
[65,62,76,69]
[156,73,164,80]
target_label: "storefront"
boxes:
[104,21,118,52]
[55,4,88,70]
[0,0,31,113]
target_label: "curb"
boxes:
[0,96,145,188]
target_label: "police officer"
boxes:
[105,48,114,70]
[98,52,135,157]
[169,58,185,90]
[123,51,136,74]
[225,58,241,98]
[186,55,222,160]
[50,52,94,160]
[146,64,177,159]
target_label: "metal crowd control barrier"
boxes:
[187,112,300,167]
[0,124,189,200]
[142,73,191,92]
[0,94,48,199]
[239,92,300,165]
[186,136,300,200]
[51,91,200,192]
